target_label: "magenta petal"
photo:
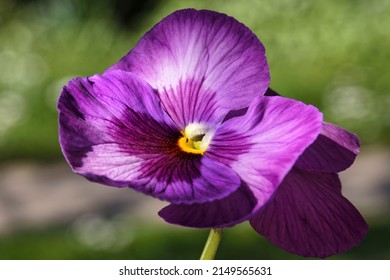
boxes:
[249,168,368,258]
[295,122,360,172]
[58,70,241,204]
[109,9,269,127]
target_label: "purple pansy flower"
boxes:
[57,9,367,258]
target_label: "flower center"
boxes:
[178,123,212,155]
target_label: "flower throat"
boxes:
[178,123,212,155]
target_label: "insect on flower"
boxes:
[58,9,367,258]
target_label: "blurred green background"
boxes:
[0,0,389,259]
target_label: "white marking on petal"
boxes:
[184,123,214,152]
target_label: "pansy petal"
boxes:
[109,9,269,128]
[250,168,368,258]
[58,70,241,204]
[79,143,241,204]
[159,181,258,228]
[160,96,323,228]
[295,122,360,172]
[58,70,177,166]
[264,88,360,172]
[208,96,323,206]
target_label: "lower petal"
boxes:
[249,168,368,258]
[159,181,257,228]
[136,154,242,204]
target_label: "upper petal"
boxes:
[160,96,323,227]
[250,168,368,258]
[58,70,240,204]
[109,9,269,128]
[295,122,360,172]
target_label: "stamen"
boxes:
[178,136,205,155]
[177,123,212,155]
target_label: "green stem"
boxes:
[200,228,223,260]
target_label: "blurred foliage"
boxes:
[0,0,389,161]
[0,219,388,260]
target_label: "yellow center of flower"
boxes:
[177,123,212,155]
[178,135,205,155]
